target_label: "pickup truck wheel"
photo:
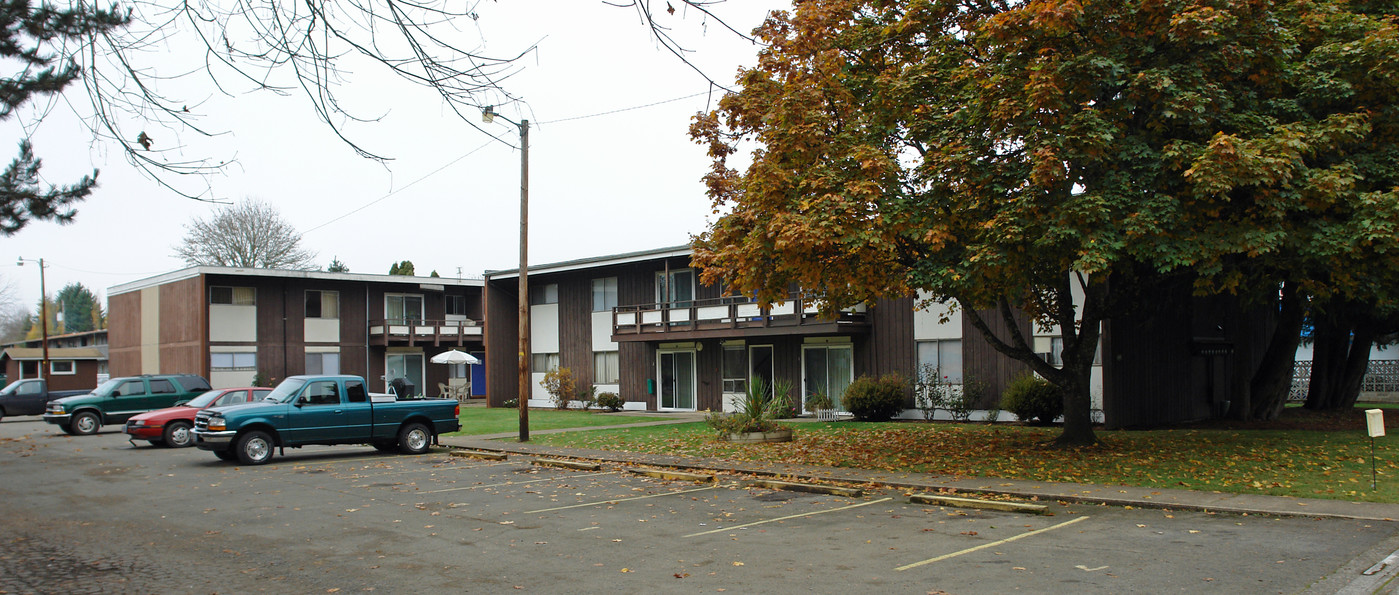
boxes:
[397,422,432,455]
[163,421,194,448]
[71,411,100,435]
[235,431,275,465]
[213,450,237,462]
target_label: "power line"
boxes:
[539,91,710,125]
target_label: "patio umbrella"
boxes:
[430,349,481,365]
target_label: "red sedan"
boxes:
[125,387,272,448]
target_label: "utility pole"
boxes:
[483,106,531,442]
[17,257,49,381]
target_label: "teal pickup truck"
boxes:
[191,375,461,465]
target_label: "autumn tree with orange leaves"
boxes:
[691,0,1399,446]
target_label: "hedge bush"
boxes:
[1001,373,1062,425]
[596,392,624,412]
[842,374,907,421]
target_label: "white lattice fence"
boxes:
[1289,359,1399,400]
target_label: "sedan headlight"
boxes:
[128,420,148,427]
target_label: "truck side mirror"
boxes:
[295,396,308,407]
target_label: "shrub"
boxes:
[1001,373,1063,425]
[500,398,518,409]
[596,392,624,412]
[842,374,907,422]
[576,385,598,411]
[913,363,947,421]
[705,377,793,436]
[540,368,577,410]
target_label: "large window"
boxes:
[655,269,694,306]
[530,283,558,305]
[917,340,963,384]
[212,352,257,370]
[210,286,255,306]
[803,345,854,411]
[306,352,340,375]
[386,294,423,323]
[531,352,560,373]
[592,277,618,311]
[306,290,339,319]
[593,351,619,384]
[445,295,468,316]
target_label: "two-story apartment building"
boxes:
[107,267,486,396]
[484,245,1271,428]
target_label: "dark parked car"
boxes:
[0,379,91,421]
[43,374,212,435]
[125,387,272,447]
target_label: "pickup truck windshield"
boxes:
[265,378,308,403]
[0,381,25,396]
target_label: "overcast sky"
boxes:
[3,1,785,314]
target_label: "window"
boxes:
[211,352,257,370]
[445,295,468,316]
[115,380,144,396]
[210,286,255,305]
[722,345,747,393]
[917,340,963,384]
[346,380,367,403]
[306,290,339,319]
[386,294,423,323]
[655,269,694,306]
[306,352,340,375]
[304,380,340,405]
[592,277,618,311]
[531,353,560,373]
[593,351,619,384]
[803,345,854,410]
[149,379,175,394]
[50,360,75,375]
[530,283,558,305]
[1046,336,1063,364]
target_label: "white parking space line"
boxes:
[423,471,618,494]
[684,497,894,538]
[895,515,1091,571]
[338,461,514,478]
[525,485,725,513]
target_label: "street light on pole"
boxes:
[16,257,49,382]
[483,105,531,443]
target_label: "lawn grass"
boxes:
[527,418,1399,503]
[446,407,659,436]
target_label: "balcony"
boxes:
[612,296,869,342]
[368,319,483,346]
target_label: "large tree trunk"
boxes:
[1055,347,1098,447]
[1248,282,1305,421]
[1305,314,1374,410]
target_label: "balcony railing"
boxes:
[612,295,868,338]
[368,318,482,346]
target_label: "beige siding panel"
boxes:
[140,287,160,374]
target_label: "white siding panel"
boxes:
[304,318,339,343]
[913,291,961,341]
[531,303,560,353]
[210,304,257,342]
[591,311,617,352]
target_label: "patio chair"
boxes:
[438,382,453,399]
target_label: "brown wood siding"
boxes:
[962,307,1034,409]
[1102,283,1197,429]
[108,291,142,376]
[619,341,654,408]
[857,297,917,404]
[695,340,722,410]
[158,278,204,375]
[484,278,519,406]
[47,360,101,390]
[557,273,595,387]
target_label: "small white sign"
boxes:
[1367,409,1385,438]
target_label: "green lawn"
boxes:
[445,407,660,436]
[527,415,1399,503]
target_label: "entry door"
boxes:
[803,345,854,412]
[657,351,696,411]
[749,345,774,397]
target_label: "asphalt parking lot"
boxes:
[3,417,1398,594]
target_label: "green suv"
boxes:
[43,374,212,436]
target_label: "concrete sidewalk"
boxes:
[438,412,1399,522]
